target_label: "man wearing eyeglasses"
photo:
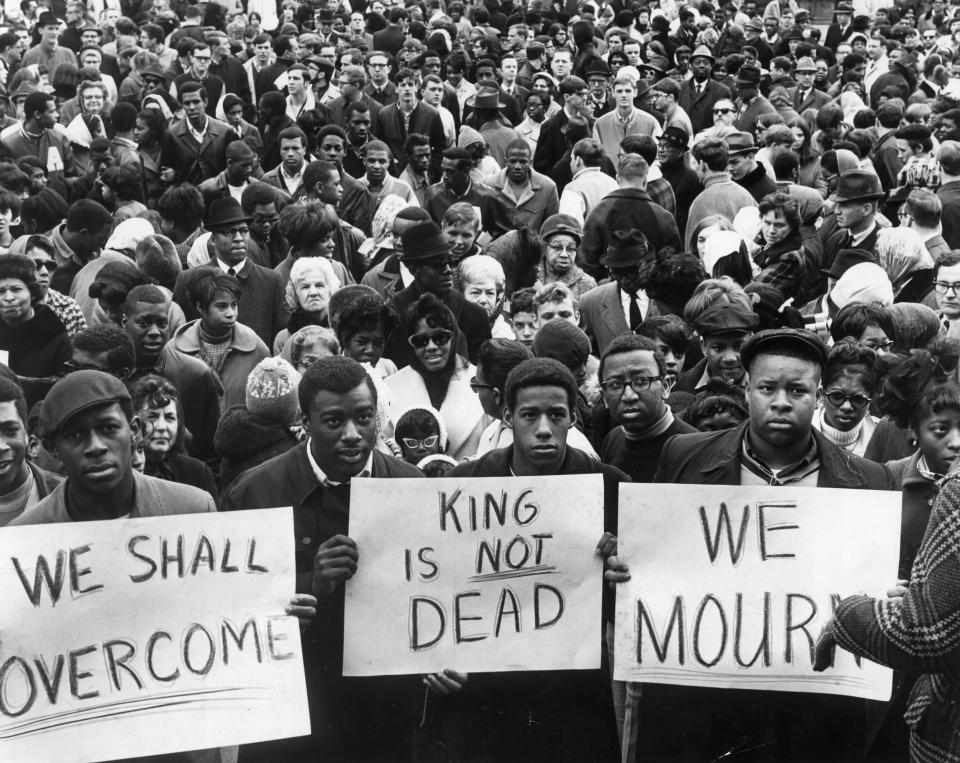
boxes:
[933,252,960,337]
[171,44,227,118]
[23,235,86,338]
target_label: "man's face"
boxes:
[537,297,578,325]
[867,39,883,60]
[364,149,389,184]
[227,154,254,184]
[319,134,345,163]
[764,18,779,36]
[350,12,365,31]
[287,68,306,94]
[551,52,572,79]
[441,157,470,195]
[397,77,418,106]
[500,58,518,82]
[305,381,377,482]
[77,222,111,258]
[255,41,272,64]
[411,255,454,295]
[126,300,169,361]
[250,202,278,239]
[191,48,212,76]
[511,311,538,346]
[181,91,206,122]
[41,22,59,46]
[80,50,101,69]
[601,350,666,434]
[409,144,431,175]
[727,151,756,181]
[280,137,306,171]
[286,40,301,62]
[505,385,571,472]
[588,74,607,99]
[507,27,524,48]
[80,29,100,47]
[747,354,820,450]
[701,330,747,383]
[475,65,496,85]
[52,402,134,495]
[607,34,623,52]
[797,68,814,88]
[691,55,712,80]
[657,139,683,166]
[937,263,960,318]
[888,49,904,70]
[423,56,441,77]
[347,110,370,141]
[36,98,57,129]
[210,223,249,264]
[623,43,641,65]
[896,138,915,164]
[612,82,636,110]
[422,80,443,106]
[505,147,531,184]
[368,54,390,83]
[443,221,477,259]
[0,399,26,491]
[835,200,871,232]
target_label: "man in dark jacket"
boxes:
[579,154,681,279]
[677,45,731,135]
[372,67,446,174]
[222,356,423,762]
[644,328,895,762]
[161,81,238,186]
[443,357,626,762]
[726,131,778,202]
[657,126,702,238]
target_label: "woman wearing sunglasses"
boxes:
[385,293,486,460]
[812,341,878,457]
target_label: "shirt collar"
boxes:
[741,429,820,485]
[216,258,247,275]
[848,221,876,246]
[305,437,373,486]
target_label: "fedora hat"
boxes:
[600,228,650,267]
[828,170,886,203]
[742,17,763,31]
[204,198,252,231]
[399,221,453,263]
[822,248,876,279]
[140,62,166,82]
[795,56,817,72]
[724,131,757,155]
[689,44,716,64]
[835,2,854,12]
[585,59,611,78]
[465,84,506,110]
[737,64,762,85]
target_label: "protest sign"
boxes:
[0,508,310,763]
[614,484,899,701]
[343,475,605,676]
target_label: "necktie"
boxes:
[629,293,642,330]
[697,82,704,96]
[228,267,237,276]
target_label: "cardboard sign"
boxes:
[614,484,899,701]
[343,475,605,676]
[0,508,310,763]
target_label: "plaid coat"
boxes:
[833,474,960,762]
[755,229,807,296]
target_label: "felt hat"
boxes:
[692,303,760,336]
[690,44,716,63]
[40,370,131,438]
[600,228,650,267]
[585,59,611,78]
[823,247,876,279]
[465,84,506,109]
[399,221,452,262]
[724,131,757,155]
[246,357,302,425]
[784,28,804,40]
[737,65,762,85]
[795,56,817,72]
[204,198,252,231]
[742,17,763,31]
[37,11,59,27]
[140,62,167,82]
[739,328,829,371]
[828,170,886,203]
[836,2,854,12]
[539,213,582,243]
[660,125,689,149]
[10,81,37,101]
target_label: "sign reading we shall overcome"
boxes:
[0,508,310,763]
[614,484,899,701]
[343,475,605,676]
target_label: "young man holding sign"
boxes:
[442,357,628,761]
[611,328,895,761]
[221,356,425,761]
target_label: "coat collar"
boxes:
[171,319,262,354]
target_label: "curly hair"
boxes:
[876,339,960,427]
[823,340,878,393]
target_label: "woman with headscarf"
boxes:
[385,293,486,460]
[358,193,408,274]
[874,226,936,304]
[887,303,943,353]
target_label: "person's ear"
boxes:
[26,433,39,460]
[129,414,142,441]
[503,406,513,428]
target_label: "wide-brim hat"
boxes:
[660,125,689,150]
[795,56,817,72]
[822,247,875,279]
[140,62,166,82]
[828,170,886,203]
[690,44,716,64]
[725,131,757,155]
[836,2,854,12]
[399,220,452,263]
[465,84,506,110]
[743,17,763,31]
[739,328,829,371]
[204,198,252,231]
[585,59,611,78]
[600,228,650,267]
[10,81,37,101]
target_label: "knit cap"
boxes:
[829,263,894,311]
[457,125,484,148]
[245,357,302,425]
[532,319,591,370]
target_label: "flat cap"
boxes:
[40,370,131,438]
[692,303,759,336]
[739,328,829,371]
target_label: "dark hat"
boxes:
[600,228,649,267]
[835,2,854,12]
[37,10,59,27]
[634,78,651,98]
[794,9,810,20]
[640,56,670,73]
[739,328,829,371]
[399,221,452,262]
[465,84,506,109]
[585,59,611,78]
[724,131,757,155]
[822,247,876,279]
[690,44,716,63]
[737,65,762,85]
[784,28,804,40]
[539,213,582,243]
[532,319,591,369]
[140,62,166,82]
[11,80,37,103]
[40,370,132,439]
[80,21,102,35]
[660,125,689,149]
[828,170,886,203]
[203,198,252,231]
[692,303,760,336]
[317,8,335,21]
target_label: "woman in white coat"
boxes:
[385,293,487,460]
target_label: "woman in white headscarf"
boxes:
[874,226,936,303]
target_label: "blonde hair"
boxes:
[458,254,505,290]
[683,276,752,324]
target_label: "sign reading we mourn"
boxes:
[0,508,310,763]
[614,484,899,701]
[343,475,604,675]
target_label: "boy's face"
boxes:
[537,297,578,326]
[398,420,442,463]
[443,221,477,259]
[511,310,538,346]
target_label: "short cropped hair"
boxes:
[504,357,578,413]
[599,333,667,382]
[71,324,136,372]
[830,302,895,343]
[477,338,533,392]
[298,355,376,415]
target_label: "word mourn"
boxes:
[344,476,604,675]
[0,509,309,763]
[615,485,899,701]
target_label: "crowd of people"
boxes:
[3,0,960,759]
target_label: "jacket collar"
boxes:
[171,319,261,353]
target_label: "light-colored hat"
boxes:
[245,357,302,425]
